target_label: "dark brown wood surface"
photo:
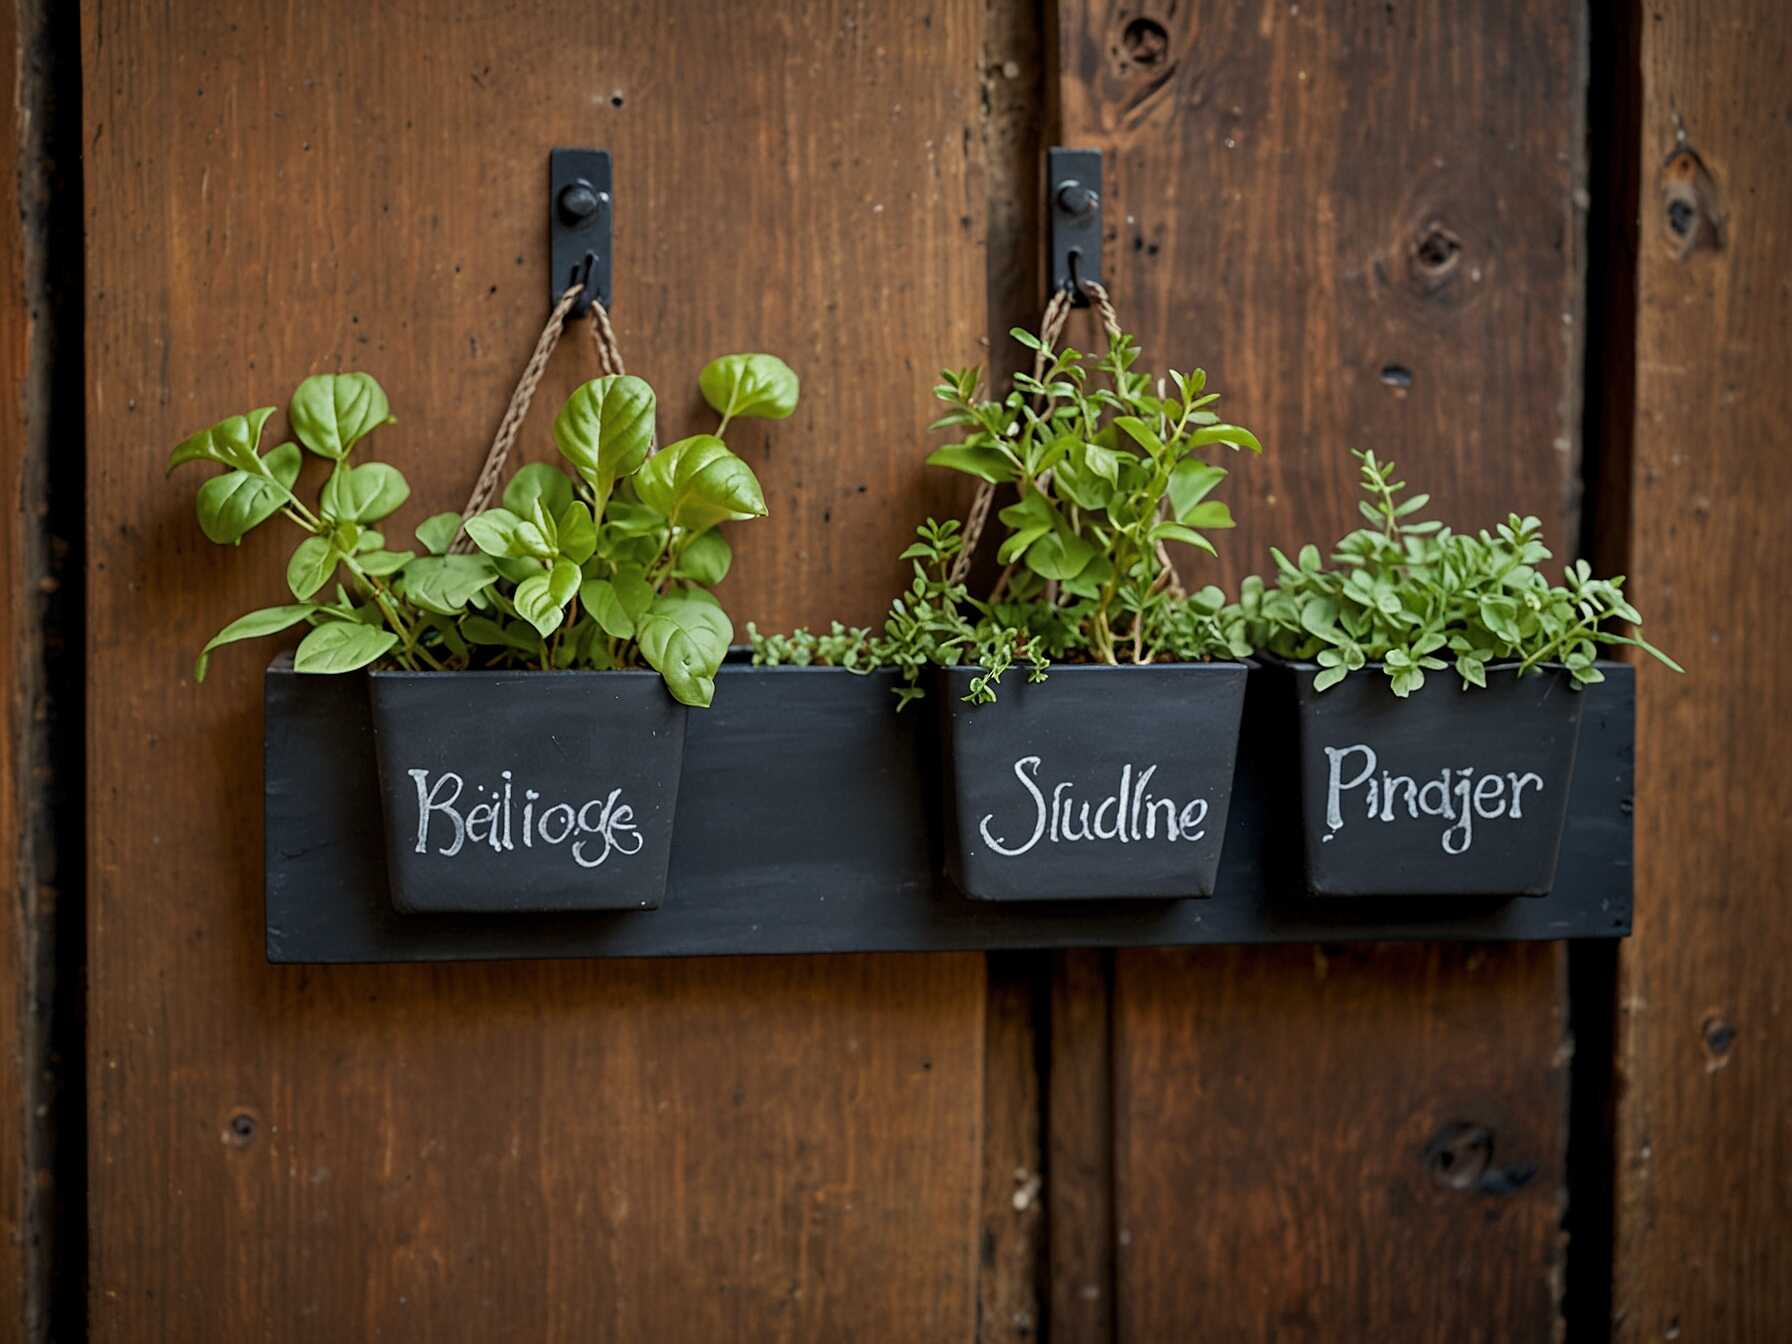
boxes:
[82,0,989,1336]
[1053,1,1586,1336]
[1615,1,1792,1336]
[2,0,29,1326]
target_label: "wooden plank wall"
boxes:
[2,0,31,1327]
[1615,0,1792,1337]
[82,1,990,1337]
[1052,2,1586,1337]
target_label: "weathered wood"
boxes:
[1047,949,1113,1344]
[979,955,1045,1343]
[83,0,989,1336]
[1053,1,1588,1336]
[1117,944,1566,1339]
[6,0,83,1335]
[1615,2,1792,1337]
[2,0,30,1327]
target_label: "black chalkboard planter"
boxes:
[1272,658,1585,897]
[365,670,686,914]
[937,661,1249,901]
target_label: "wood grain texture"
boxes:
[1053,2,1588,1336]
[1048,949,1113,1344]
[83,1,988,1337]
[1615,2,1792,1337]
[2,0,30,1326]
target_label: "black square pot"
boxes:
[937,662,1248,901]
[367,669,686,914]
[1274,659,1585,897]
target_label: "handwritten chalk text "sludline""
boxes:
[978,756,1211,857]
[1322,743,1544,855]
[407,769,644,868]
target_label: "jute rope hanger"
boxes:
[448,279,632,553]
[948,276,1185,598]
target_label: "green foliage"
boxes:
[171,354,794,706]
[1231,449,1683,696]
[745,324,1262,706]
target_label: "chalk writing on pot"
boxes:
[406,768,644,869]
[1320,743,1545,855]
[977,756,1211,858]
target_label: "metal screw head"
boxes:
[1056,181,1099,218]
[558,181,606,224]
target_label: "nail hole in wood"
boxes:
[1423,1121,1492,1190]
[1122,16,1170,67]
[224,1109,258,1147]
[1413,223,1462,277]
[1379,363,1414,390]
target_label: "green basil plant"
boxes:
[169,355,797,707]
[750,323,1262,706]
[1228,448,1682,696]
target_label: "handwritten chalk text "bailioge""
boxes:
[406,769,645,869]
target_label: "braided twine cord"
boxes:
[449,283,631,553]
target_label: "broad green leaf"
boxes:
[464,507,553,561]
[553,375,656,507]
[412,555,505,620]
[1150,522,1218,556]
[287,536,339,601]
[633,435,767,534]
[1186,424,1263,454]
[197,471,286,544]
[321,462,410,523]
[997,526,1049,565]
[503,463,575,522]
[1182,500,1234,530]
[355,549,414,577]
[699,353,800,423]
[579,578,634,638]
[1060,554,1113,600]
[415,512,462,556]
[1113,416,1165,457]
[555,502,598,566]
[637,591,733,707]
[194,603,317,682]
[167,406,275,474]
[514,561,578,639]
[1314,664,1350,692]
[1300,596,1339,638]
[1082,440,1120,485]
[924,442,1016,484]
[289,373,392,461]
[1169,460,1227,522]
[293,620,399,674]
[1024,529,1095,581]
[675,529,732,586]
[459,615,533,652]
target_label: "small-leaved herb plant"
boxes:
[1230,448,1682,695]
[751,324,1261,705]
[169,354,797,707]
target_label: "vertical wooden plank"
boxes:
[1047,949,1114,1344]
[977,4,1048,1340]
[1615,2,1792,1337]
[1,1,31,1327]
[83,2,989,1338]
[1053,3,1587,1337]
[5,0,83,1334]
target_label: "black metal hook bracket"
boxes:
[1048,147,1102,307]
[550,148,612,318]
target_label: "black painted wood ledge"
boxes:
[263,660,1634,963]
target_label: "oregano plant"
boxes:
[170,354,797,707]
[751,323,1261,705]
[1230,449,1682,695]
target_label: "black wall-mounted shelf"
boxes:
[264,662,1633,963]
